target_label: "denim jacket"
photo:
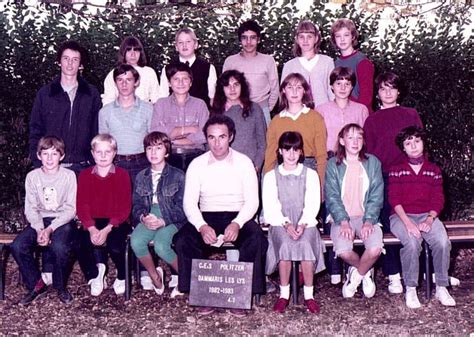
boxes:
[132,163,186,230]
[324,154,383,226]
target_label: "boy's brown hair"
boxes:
[37,135,65,156]
[143,132,172,156]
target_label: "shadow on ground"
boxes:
[1,249,473,335]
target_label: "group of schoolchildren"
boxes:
[10,16,456,316]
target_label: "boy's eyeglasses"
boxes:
[125,47,142,52]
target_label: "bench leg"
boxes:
[0,244,6,301]
[125,238,131,300]
[423,241,432,300]
[291,261,299,305]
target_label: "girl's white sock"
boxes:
[279,284,290,299]
[303,285,314,300]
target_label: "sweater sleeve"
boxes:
[76,170,96,229]
[24,173,45,231]
[254,104,267,169]
[313,112,328,191]
[102,70,118,106]
[353,58,374,111]
[298,169,320,227]
[262,170,290,226]
[263,120,279,173]
[267,57,280,111]
[428,165,444,215]
[387,165,403,210]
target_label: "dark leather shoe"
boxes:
[196,306,215,316]
[304,298,320,314]
[228,308,247,317]
[273,298,289,313]
[19,282,48,306]
[58,289,73,304]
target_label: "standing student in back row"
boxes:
[331,18,374,112]
[223,20,279,125]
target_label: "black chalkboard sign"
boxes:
[189,259,253,309]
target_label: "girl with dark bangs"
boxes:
[263,131,325,314]
[102,36,160,105]
[325,123,384,299]
[211,70,266,171]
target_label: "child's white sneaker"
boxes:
[170,286,184,298]
[435,286,456,306]
[168,274,178,288]
[362,268,376,298]
[405,287,421,309]
[88,263,106,296]
[342,266,362,298]
[140,275,154,291]
[113,278,125,295]
[41,272,52,286]
[388,273,403,294]
[330,274,342,285]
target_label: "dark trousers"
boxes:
[77,219,131,281]
[173,212,268,294]
[115,155,148,189]
[10,218,76,291]
[381,174,401,275]
[169,150,204,173]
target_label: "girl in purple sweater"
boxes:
[388,126,455,309]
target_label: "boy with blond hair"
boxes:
[76,134,132,296]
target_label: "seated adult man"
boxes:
[173,115,268,316]
[151,62,209,172]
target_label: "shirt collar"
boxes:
[92,164,116,176]
[113,96,140,109]
[279,105,310,120]
[207,148,234,165]
[179,55,196,66]
[278,163,303,176]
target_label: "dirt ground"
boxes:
[0,249,472,335]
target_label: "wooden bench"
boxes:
[2,221,474,302]
[264,220,474,304]
[0,233,18,300]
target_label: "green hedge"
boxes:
[0,0,472,228]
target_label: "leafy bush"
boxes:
[0,0,471,228]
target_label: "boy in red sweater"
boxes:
[77,134,132,296]
[388,126,455,309]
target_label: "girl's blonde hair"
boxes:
[292,20,321,57]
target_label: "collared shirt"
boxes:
[159,55,217,100]
[279,105,310,121]
[316,100,368,152]
[151,94,208,148]
[91,164,116,176]
[183,148,259,230]
[99,97,153,155]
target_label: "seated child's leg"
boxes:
[390,214,423,287]
[130,223,157,258]
[422,217,451,287]
[104,222,131,280]
[153,224,178,265]
[357,223,383,275]
[330,222,357,265]
[48,220,76,290]
[10,227,41,290]
[77,227,101,282]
